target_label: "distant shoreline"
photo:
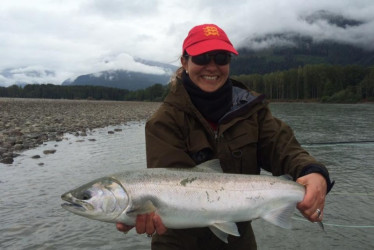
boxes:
[268,99,374,104]
[0,98,161,164]
[1,98,372,164]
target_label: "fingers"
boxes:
[116,222,134,233]
[298,202,324,222]
[296,173,327,222]
[153,213,168,235]
[135,213,156,235]
[134,212,167,235]
[116,213,167,236]
[135,213,155,235]
[297,189,325,222]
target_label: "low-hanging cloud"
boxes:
[1,0,373,86]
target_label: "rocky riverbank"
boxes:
[0,98,161,164]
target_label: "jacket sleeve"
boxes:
[256,104,329,179]
[145,104,196,169]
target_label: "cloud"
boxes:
[1,0,373,86]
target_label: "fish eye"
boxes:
[80,191,92,200]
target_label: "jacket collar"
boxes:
[164,77,266,125]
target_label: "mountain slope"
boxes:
[231,10,374,75]
[231,34,374,75]
[62,70,172,90]
[61,58,177,90]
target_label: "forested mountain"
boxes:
[2,10,374,102]
[231,34,374,75]
[0,83,167,102]
[229,10,374,75]
[61,36,374,91]
[62,70,171,90]
[232,64,374,102]
[61,58,177,90]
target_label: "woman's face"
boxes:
[181,52,230,93]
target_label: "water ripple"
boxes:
[1,105,374,250]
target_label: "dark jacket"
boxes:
[145,76,328,249]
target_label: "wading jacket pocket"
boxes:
[226,131,259,174]
[186,129,213,164]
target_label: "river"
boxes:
[1,103,373,249]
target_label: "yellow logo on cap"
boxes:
[203,26,219,36]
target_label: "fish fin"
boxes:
[194,159,223,173]
[262,203,296,229]
[209,226,229,243]
[279,174,293,181]
[125,200,156,216]
[317,221,325,232]
[168,159,223,173]
[209,222,240,243]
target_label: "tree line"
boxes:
[0,83,168,102]
[1,64,373,103]
[232,64,374,103]
[230,41,374,75]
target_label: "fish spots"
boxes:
[246,195,263,202]
[205,188,224,203]
[206,191,217,203]
[180,177,198,186]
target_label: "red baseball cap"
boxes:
[182,24,239,56]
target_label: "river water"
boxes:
[1,103,373,250]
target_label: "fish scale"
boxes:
[61,159,305,243]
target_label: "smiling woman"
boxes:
[181,24,238,93]
[115,23,334,250]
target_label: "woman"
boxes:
[117,24,334,249]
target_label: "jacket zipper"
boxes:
[214,126,223,143]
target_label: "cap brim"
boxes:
[186,40,238,56]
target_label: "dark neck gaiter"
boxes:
[182,71,232,123]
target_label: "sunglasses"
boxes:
[185,52,231,66]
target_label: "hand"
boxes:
[296,173,327,222]
[116,212,167,236]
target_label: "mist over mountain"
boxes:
[0,67,57,87]
[133,58,178,74]
[239,9,373,50]
[230,10,374,75]
[61,58,177,90]
[231,34,374,75]
[1,9,373,89]
[303,10,364,28]
[62,70,171,90]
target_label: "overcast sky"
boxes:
[1,0,373,86]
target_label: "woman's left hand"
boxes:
[296,173,327,222]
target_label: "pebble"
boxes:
[0,98,161,164]
[43,149,56,155]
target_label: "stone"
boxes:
[43,149,56,155]
[1,157,14,164]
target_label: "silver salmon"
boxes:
[61,160,305,243]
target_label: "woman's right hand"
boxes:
[116,212,167,236]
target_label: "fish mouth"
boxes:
[61,202,86,211]
[61,202,86,212]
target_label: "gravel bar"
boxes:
[0,98,161,164]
